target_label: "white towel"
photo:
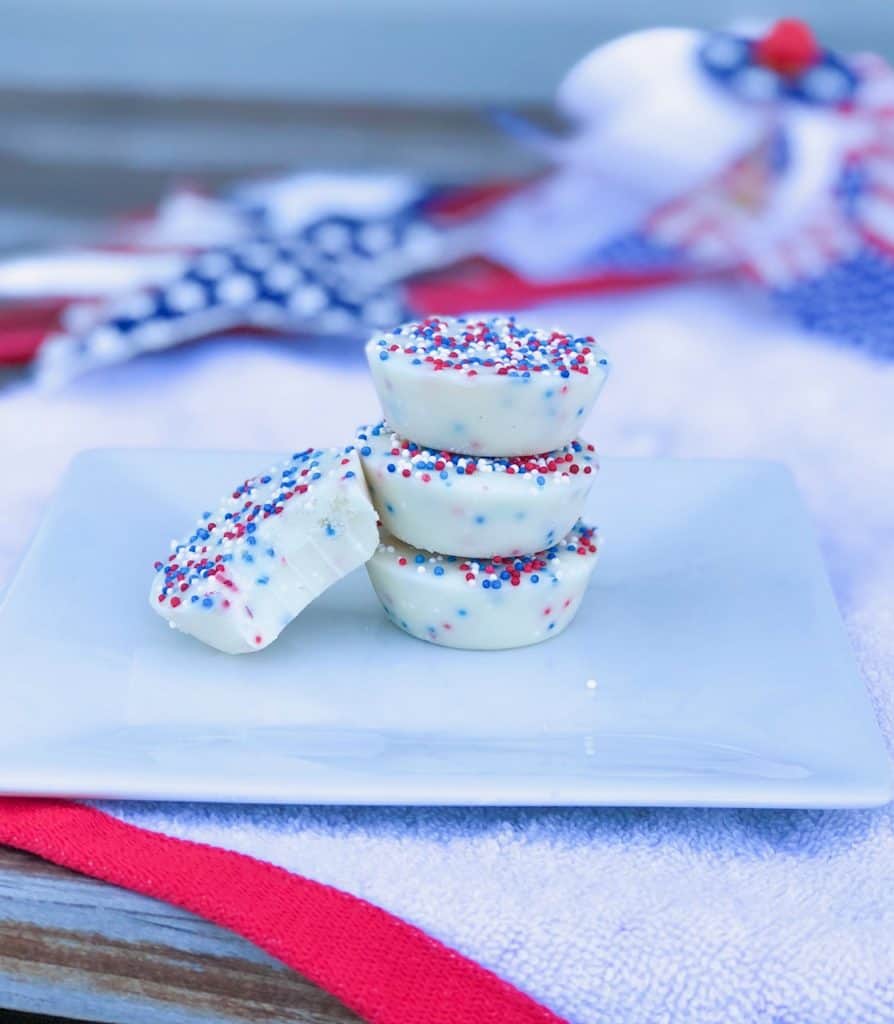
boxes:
[3,283,893,1023]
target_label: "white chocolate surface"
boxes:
[366,315,610,456]
[150,447,378,654]
[357,422,598,557]
[366,522,599,650]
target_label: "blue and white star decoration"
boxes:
[36,203,449,387]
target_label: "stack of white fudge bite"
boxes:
[359,315,610,649]
[150,314,609,655]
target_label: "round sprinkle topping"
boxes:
[369,316,608,378]
[357,423,597,483]
[378,522,598,590]
[153,445,360,607]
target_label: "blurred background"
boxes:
[2,0,891,253]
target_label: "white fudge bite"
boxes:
[366,522,599,650]
[357,421,598,558]
[365,315,610,456]
[150,447,378,653]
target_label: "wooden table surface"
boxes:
[0,847,362,1024]
[0,86,538,1023]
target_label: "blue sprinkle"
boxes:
[482,579,491,589]
[414,554,425,564]
[475,514,486,524]
[500,570,510,579]
[191,595,199,603]
[379,351,389,361]
[492,579,502,589]
[260,475,271,484]
[386,503,395,514]
[531,574,540,583]
[360,446,372,456]
[536,475,546,486]
[387,464,396,473]
[266,547,275,556]
[257,575,269,585]
[344,471,355,478]
[434,565,445,576]
[457,608,467,616]
[325,524,336,537]
[202,597,213,608]
[247,535,257,546]
[242,552,254,563]
[246,523,256,533]
[439,470,448,479]
[548,622,555,630]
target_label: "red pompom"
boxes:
[754,19,820,77]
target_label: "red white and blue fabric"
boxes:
[640,35,894,354]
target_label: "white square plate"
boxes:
[0,449,889,808]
